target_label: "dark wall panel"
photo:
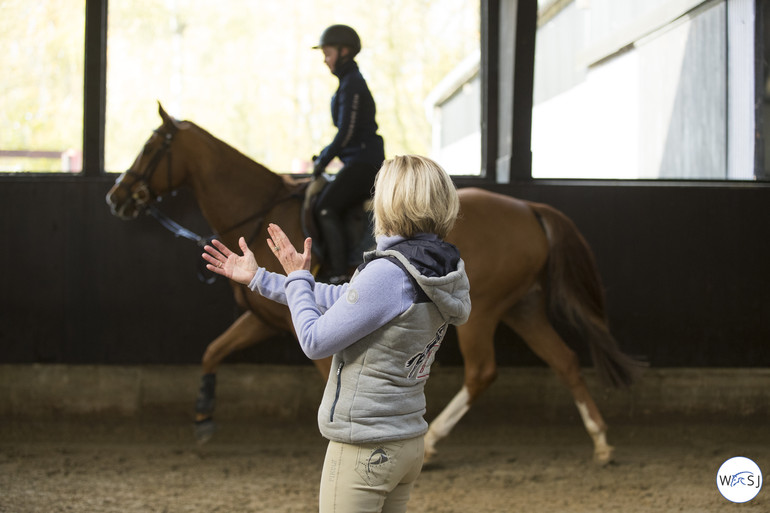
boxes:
[488,181,770,368]
[0,177,289,365]
[1,177,768,367]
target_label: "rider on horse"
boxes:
[311,24,385,284]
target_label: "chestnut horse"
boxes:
[106,104,644,464]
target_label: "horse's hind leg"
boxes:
[425,318,498,461]
[504,291,613,464]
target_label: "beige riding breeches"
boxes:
[319,436,424,513]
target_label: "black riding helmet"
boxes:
[313,24,361,58]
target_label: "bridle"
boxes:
[113,124,179,211]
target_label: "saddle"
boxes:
[301,175,375,275]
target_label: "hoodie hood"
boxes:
[364,234,471,325]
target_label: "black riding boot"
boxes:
[317,208,349,283]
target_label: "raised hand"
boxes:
[202,237,258,285]
[267,223,312,275]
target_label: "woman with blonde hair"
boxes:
[203,155,470,513]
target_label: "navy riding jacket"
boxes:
[314,59,385,174]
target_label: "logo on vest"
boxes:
[406,323,447,379]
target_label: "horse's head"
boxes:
[106,103,189,219]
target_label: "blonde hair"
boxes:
[373,155,459,239]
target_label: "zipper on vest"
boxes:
[330,361,344,422]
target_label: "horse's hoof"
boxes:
[194,417,216,444]
[423,439,437,463]
[593,444,614,466]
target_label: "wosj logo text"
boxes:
[716,456,763,503]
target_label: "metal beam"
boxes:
[509,0,536,181]
[83,0,107,176]
[481,0,500,181]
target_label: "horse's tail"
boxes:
[529,202,647,388]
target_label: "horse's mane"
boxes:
[181,120,307,189]
[182,121,269,170]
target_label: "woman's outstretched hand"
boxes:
[267,223,312,275]
[202,237,258,285]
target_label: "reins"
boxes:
[146,188,298,284]
[147,187,297,247]
[146,205,211,248]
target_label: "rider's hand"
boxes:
[202,237,258,285]
[266,223,312,275]
[312,160,325,178]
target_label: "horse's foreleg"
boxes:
[504,296,613,465]
[424,386,471,461]
[425,319,498,461]
[194,310,280,442]
[201,310,278,375]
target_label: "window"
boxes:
[0,0,85,173]
[532,0,758,180]
[105,0,481,175]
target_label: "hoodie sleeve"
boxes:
[248,267,347,311]
[283,259,414,360]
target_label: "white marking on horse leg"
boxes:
[425,386,471,461]
[576,401,613,465]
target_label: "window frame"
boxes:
[1,0,766,184]
[82,0,107,178]
[528,0,766,183]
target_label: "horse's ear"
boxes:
[158,101,176,127]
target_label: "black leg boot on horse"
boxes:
[194,373,216,443]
